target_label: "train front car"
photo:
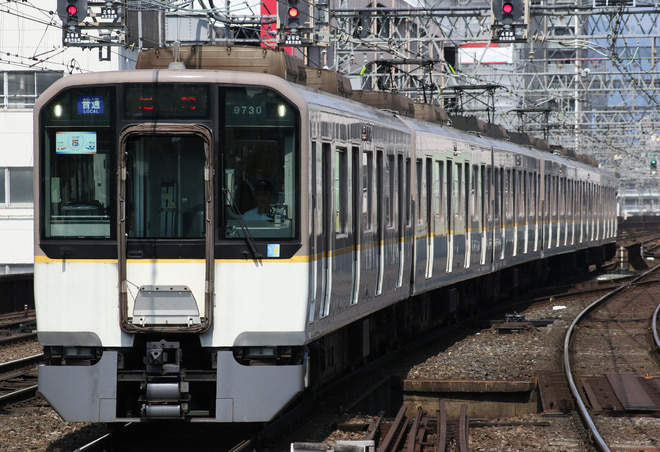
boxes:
[34,70,309,423]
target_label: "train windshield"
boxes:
[124,134,206,238]
[38,83,299,243]
[40,87,116,239]
[221,87,298,239]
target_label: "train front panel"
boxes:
[34,70,312,422]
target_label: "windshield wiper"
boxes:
[222,187,262,262]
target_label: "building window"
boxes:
[1,71,61,109]
[1,168,33,205]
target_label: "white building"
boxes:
[0,2,135,274]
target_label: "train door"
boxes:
[329,145,355,310]
[309,141,320,323]
[118,124,214,332]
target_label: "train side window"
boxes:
[335,147,349,236]
[472,164,478,224]
[485,166,492,224]
[464,163,470,226]
[416,159,423,224]
[530,172,537,225]
[503,169,513,225]
[363,151,374,231]
[405,157,411,227]
[519,170,524,224]
[492,166,499,226]
[446,161,452,230]
[456,163,463,219]
[436,160,444,231]
[426,157,433,226]
[512,170,517,228]
[386,154,395,229]
[397,154,405,229]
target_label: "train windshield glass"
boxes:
[124,135,206,238]
[41,87,116,239]
[221,87,298,239]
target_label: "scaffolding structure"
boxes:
[329,0,660,179]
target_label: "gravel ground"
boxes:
[404,297,580,382]
[0,341,43,363]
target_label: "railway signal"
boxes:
[57,0,88,28]
[492,0,524,25]
[500,1,515,24]
[491,0,527,42]
[277,0,314,46]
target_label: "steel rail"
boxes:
[0,331,38,346]
[563,265,660,452]
[0,353,43,373]
[457,404,469,452]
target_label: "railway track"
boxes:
[375,402,468,452]
[0,354,42,408]
[0,308,37,346]
[565,265,660,451]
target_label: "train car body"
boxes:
[34,58,617,424]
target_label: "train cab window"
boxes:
[221,87,299,239]
[124,135,206,239]
[40,87,116,239]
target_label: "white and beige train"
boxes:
[33,46,617,423]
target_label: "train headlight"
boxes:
[245,346,277,359]
[64,346,96,358]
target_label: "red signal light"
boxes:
[67,4,78,15]
[288,7,299,18]
[502,2,513,13]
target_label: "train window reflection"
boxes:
[44,131,113,238]
[222,88,298,239]
[41,86,115,239]
[125,135,206,239]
